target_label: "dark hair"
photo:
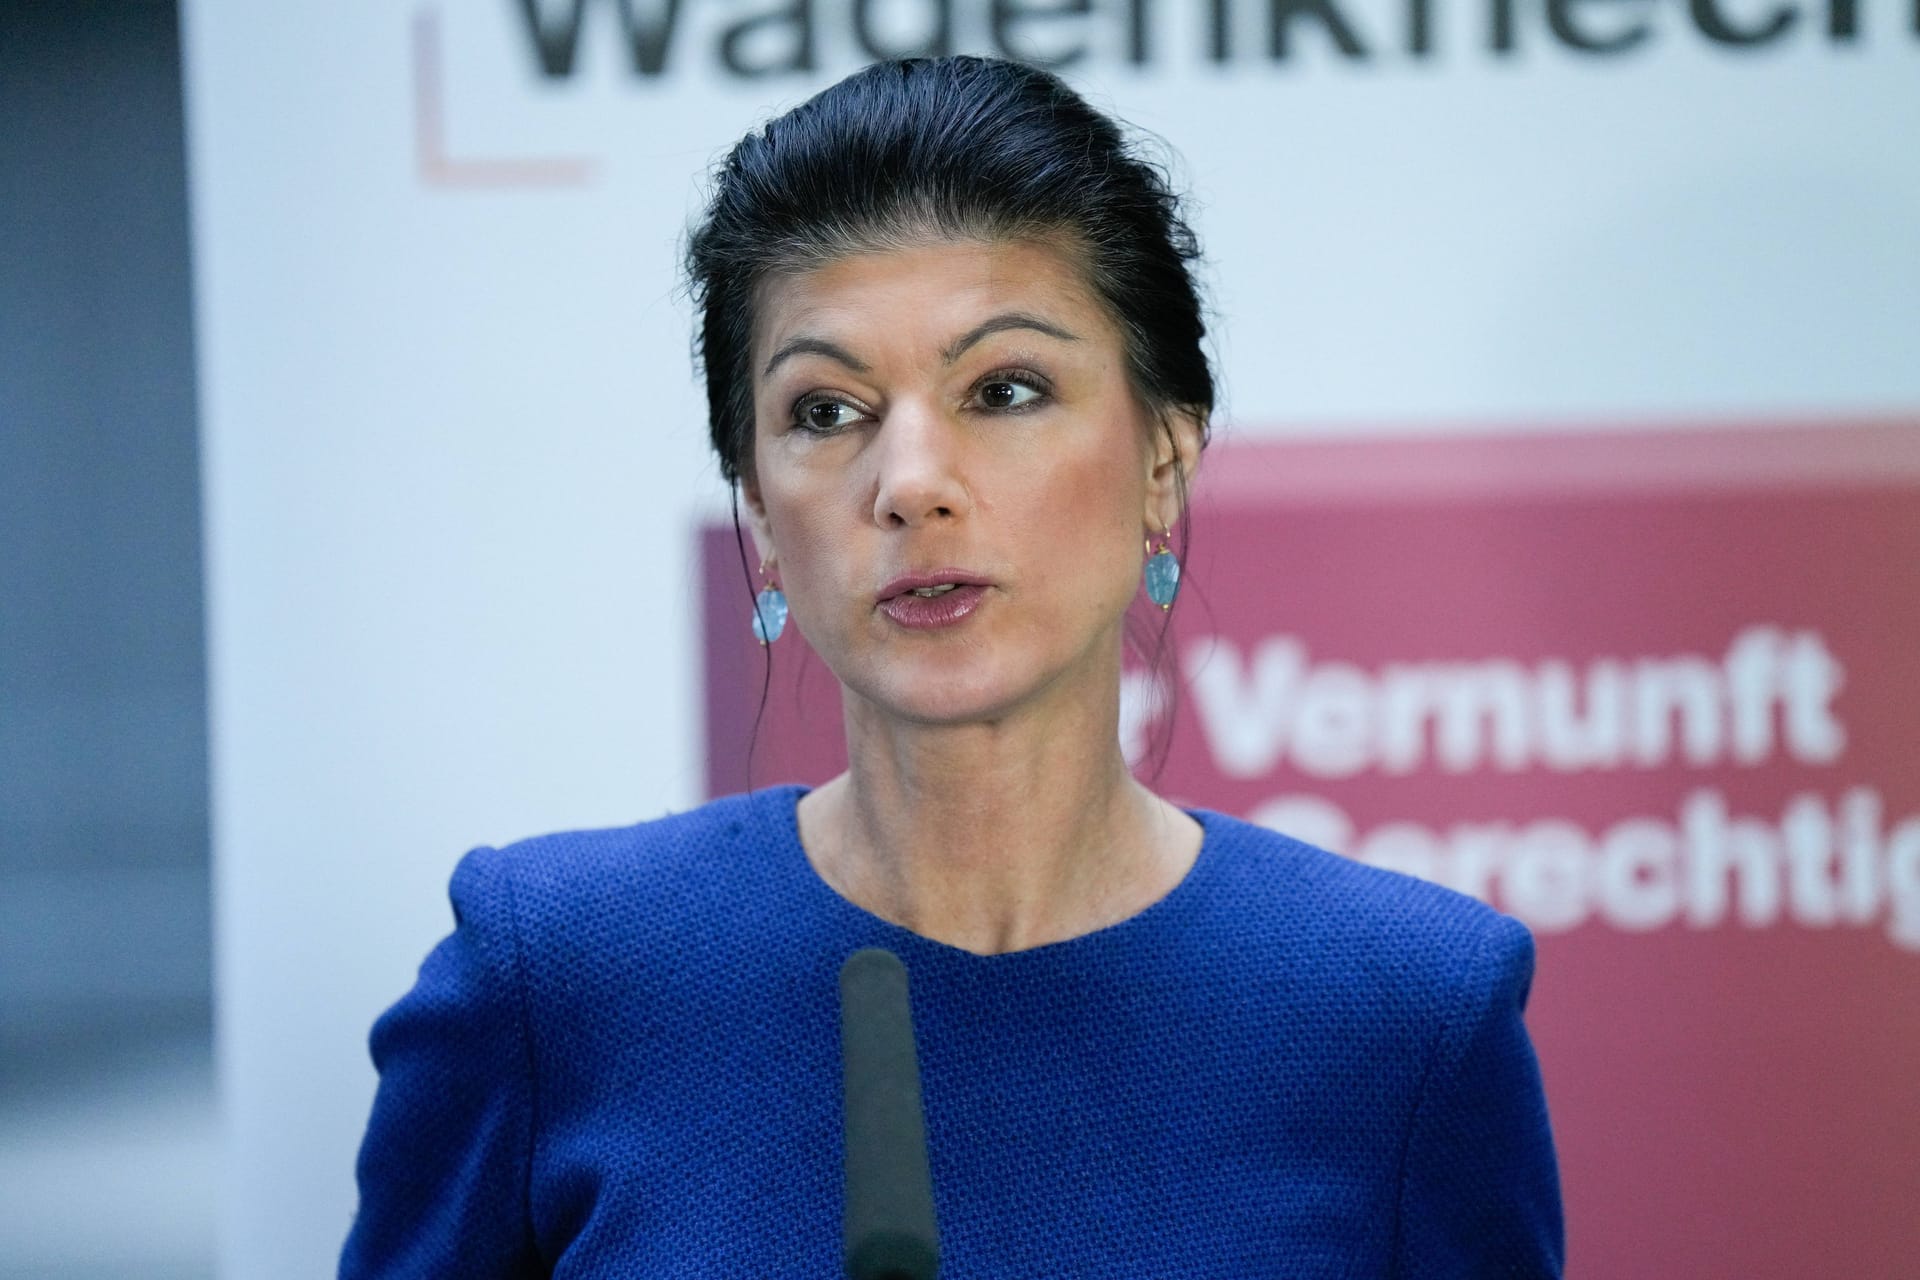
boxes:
[684,55,1215,778]
[684,54,1215,486]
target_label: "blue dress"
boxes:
[340,785,1564,1277]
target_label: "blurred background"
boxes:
[2,2,215,1276]
[4,0,1916,1275]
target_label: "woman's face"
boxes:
[744,236,1194,730]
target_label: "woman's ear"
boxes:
[1144,405,1206,533]
[739,472,777,571]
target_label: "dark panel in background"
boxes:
[1,1,216,1270]
[0,0,210,1066]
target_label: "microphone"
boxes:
[839,948,942,1280]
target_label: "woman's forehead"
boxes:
[750,237,1113,366]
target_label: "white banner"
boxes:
[183,1,1918,1271]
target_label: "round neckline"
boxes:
[767,782,1219,963]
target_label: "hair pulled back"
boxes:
[685,55,1214,486]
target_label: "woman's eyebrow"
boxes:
[761,337,870,379]
[941,312,1080,364]
[760,312,1081,379]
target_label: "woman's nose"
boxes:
[871,402,971,529]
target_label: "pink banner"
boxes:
[702,420,1920,1277]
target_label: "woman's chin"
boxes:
[851,668,1035,731]
[834,634,1119,733]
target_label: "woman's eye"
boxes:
[977,377,1045,411]
[794,398,865,433]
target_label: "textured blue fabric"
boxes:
[340,785,1563,1278]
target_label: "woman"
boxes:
[340,55,1564,1278]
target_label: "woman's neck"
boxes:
[795,678,1202,955]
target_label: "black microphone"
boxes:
[839,947,942,1280]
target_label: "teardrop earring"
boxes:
[1143,528,1180,610]
[752,562,789,644]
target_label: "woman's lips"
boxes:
[878,583,988,630]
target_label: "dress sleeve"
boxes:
[338,844,545,1279]
[1393,912,1566,1278]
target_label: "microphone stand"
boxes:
[840,948,943,1280]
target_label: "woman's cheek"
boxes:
[782,519,857,644]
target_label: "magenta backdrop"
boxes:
[702,420,1920,1278]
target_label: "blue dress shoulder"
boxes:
[340,784,1564,1278]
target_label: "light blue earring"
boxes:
[752,561,788,644]
[1144,528,1180,609]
